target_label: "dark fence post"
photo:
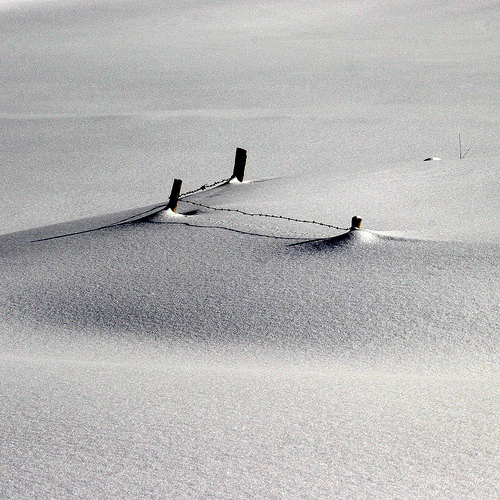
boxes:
[350,216,362,230]
[167,178,182,212]
[230,148,247,182]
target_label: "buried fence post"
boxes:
[166,178,183,212]
[230,147,247,182]
[350,216,362,230]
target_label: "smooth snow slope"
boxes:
[1,174,499,365]
[1,0,500,498]
[1,0,500,234]
[1,174,499,498]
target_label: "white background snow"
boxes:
[1,0,499,498]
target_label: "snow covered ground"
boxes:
[1,0,499,498]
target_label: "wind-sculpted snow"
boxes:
[1,181,498,370]
[1,0,500,497]
[1,173,499,499]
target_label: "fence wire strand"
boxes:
[179,199,349,231]
[31,177,349,242]
[179,178,231,198]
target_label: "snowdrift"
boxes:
[1,171,499,499]
[1,0,500,496]
[1,171,498,369]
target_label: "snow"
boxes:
[1,0,499,498]
[150,207,186,220]
[1,178,499,498]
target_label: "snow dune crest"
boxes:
[1,1,500,498]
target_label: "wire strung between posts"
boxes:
[180,199,349,231]
[60,177,231,233]
[31,179,231,242]
[31,178,349,242]
[106,176,231,224]
[179,178,231,198]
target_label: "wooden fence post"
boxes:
[230,148,247,182]
[166,178,182,212]
[350,216,362,230]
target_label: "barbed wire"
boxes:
[179,178,231,198]
[179,199,349,231]
[31,177,349,242]
[102,176,232,225]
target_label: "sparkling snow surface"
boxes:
[1,1,500,499]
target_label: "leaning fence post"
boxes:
[230,148,247,182]
[350,216,362,230]
[166,178,182,212]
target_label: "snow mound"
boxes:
[148,208,186,221]
[295,229,381,250]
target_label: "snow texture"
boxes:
[1,1,500,499]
